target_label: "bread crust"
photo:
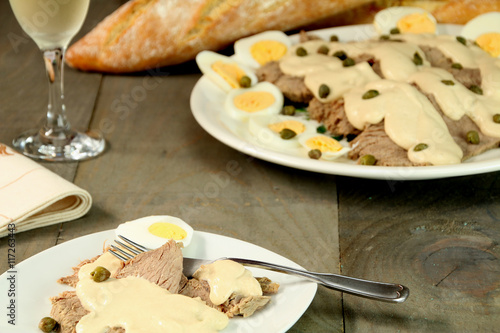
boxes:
[66,0,500,73]
[432,0,500,24]
[65,0,372,73]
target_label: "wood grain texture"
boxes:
[0,0,124,270]
[338,174,500,332]
[61,68,343,331]
[1,1,500,332]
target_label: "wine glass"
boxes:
[9,0,105,161]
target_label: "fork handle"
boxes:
[228,258,409,303]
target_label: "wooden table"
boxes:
[1,1,499,332]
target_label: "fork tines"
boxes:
[109,235,149,262]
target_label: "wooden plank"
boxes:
[57,67,344,330]
[338,174,500,332]
[0,0,118,272]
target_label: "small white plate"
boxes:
[190,24,500,180]
[0,230,317,332]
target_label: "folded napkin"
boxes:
[0,143,92,237]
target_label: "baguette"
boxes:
[66,0,500,73]
[65,0,372,73]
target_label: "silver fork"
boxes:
[109,235,409,303]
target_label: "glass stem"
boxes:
[42,48,71,142]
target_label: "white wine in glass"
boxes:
[9,0,105,161]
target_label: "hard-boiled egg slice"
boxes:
[115,215,194,250]
[299,133,350,161]
[461,12,500,58]
[225,82,284,121]
[234,30,292,68]
[374,7,437,35]
[196,50,258,92]
[248,114,316,150]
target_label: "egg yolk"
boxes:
[148,222,187,240]
[397,13,436,34]
[268,120,306,135]
[305,136,343,152]
[211,61,246,89]
[476,32,500,58]
[250,40,288,65]
[233,91,276,113]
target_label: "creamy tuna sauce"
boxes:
[75,252,229,333]
[279,33,500,165]
[193,260,263,305]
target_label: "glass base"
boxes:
[13,128,105,162]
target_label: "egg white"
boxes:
[196,50,258,92]
[461,12,500,57]
[234,30,292,68]
[248,114,317,150]
[224,81,284,121]
[374,6,437,35]
[115,215,194,250]
[298,133,351,161]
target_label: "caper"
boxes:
[332,50,347,60]
[296,47,307,57]
[362,89,380,99]
[456,36,467,46]
[318,84,330,98]
[330,35,339,42]
[39,317,59,333]
[441,80,455,86]
[414,143,429,151]
[380,35,390,41]
[281,105,296,116]
[451,62,463,69]
[343,57,355,67]
[90,266,111,282]
[280,128,297,140]
[239,75,251,88]
[469,85,483,95]
[308,149,322,159]
[413,52,423,66]
[466,130,480,144]
[390,27,400,35]
[493,114,500,123]
[317,45,329,55]
[316,125,327,134]
[359,154,376,165]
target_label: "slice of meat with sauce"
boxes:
[50,291,125,333]
[220,294,271,318]
[256,61,313,103]
[423,92,500,160]
[115,239,185,293]
[419,45,481,88]
[348,121,427,166]
[57,254,116,288]
[180,275,279,318]
[308,97,361,137]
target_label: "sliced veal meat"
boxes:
[308,97,361,136]
[50,291,89,333]
[220,295,271,318]
[256,60,283,84]
[424,93,500,160]
[57,255,101,288]
[419,45,481,88]
[179,278,213,306]
[181,275,278,318]
[299,30,322,42]
[115,239,185,293]
[256,61,313,103]
[348,122,426,166]
[256,277,280,294]
[354,53,383,77]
